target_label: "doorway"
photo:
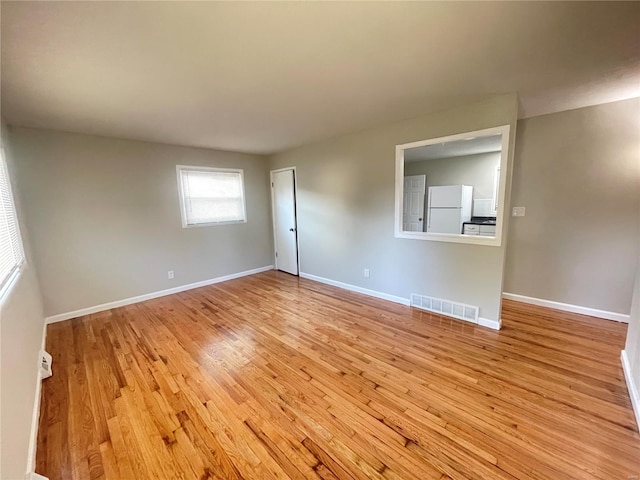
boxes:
[403,174,426,232]
[270,167,299,275]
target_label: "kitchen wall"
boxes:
[504,98,640,316]
[269,94,518,324]
[404,151,500,201]
[0,122,46,479]
[9,127,273,318]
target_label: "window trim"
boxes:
[176,165,248,228]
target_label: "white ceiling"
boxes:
[405,135,502,163]
[1,2,639,154]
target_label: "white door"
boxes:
[427,208,463,234]
[403,174,426,231]
[271,169,299,275]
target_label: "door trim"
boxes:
[270,167,301,275]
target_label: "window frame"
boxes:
[394,124,511,247]
[176,165,248,228]
[0,146,26,302]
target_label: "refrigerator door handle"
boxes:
[427,190,432,229]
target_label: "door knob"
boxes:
[289,228,295,232]
[418,218,423,221]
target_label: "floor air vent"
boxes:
[410,293,479,324]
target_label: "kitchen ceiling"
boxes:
[1,1,639,154]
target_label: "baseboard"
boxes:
[299,272,410,306]
[25,320,48,477]
[26,472,49,480]
[621,350,640,432]
[502,292,629,323]
[45,265,274,324]
[478,317,501,330]
[25,369,43,476]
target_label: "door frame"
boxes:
[270,167,301,275]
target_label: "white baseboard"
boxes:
[45,265,274,324]
[502,292,629,323]
[25,369,43,476]
[621,350,640,432]
[299,272,410,306]
[478,317,501,330]
[25,320,48,477]
[26,472,49,480]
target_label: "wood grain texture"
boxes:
[35,271,640,479]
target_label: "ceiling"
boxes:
[405,135,502,163]
[1,2,639,155]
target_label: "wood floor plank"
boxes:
[35,271,640,479]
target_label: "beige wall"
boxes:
[0,122,46,479]
[504,98,640,315]
[269,94,518,323]
[9,127,273,318]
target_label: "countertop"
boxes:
[463,217,496,226]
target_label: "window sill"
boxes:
[182,220,247,228]
[0,262,25,306]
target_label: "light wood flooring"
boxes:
[36,271,640,479]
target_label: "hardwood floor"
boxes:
[36,271,639,479]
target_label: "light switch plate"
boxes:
[512,207,526,217]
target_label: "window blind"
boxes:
[0,148,25,292]
[178,167,246,226]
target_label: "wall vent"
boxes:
[40,350,52,380]
[410,293,479,324]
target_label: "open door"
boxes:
[271,168,299,275]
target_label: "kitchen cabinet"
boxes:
[462,223,496,236]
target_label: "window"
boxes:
[177,165,247,227]
[0,147,25,294]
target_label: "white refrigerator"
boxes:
[426,185,473,234]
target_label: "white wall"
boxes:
[8,127,274,318]
[269,94,518,324]
[504,98,640,316]
[0,122,46,479]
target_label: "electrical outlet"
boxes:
[363,268,370,278]
[168,270,174,279]
[512,207,526,217]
